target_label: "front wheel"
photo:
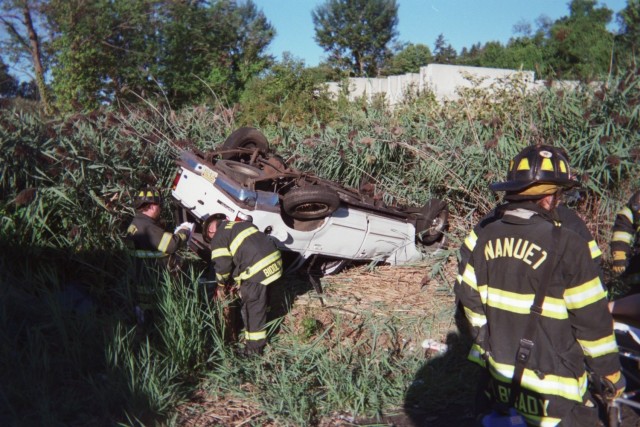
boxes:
[415,199,448,245]
[282,186,340,220]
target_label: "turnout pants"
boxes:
[239,281,268,354]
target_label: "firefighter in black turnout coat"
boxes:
[126,187,192,326]
[611,190,640,283]
[204,214,282,355]
[455,145,624,426]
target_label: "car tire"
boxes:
[282,186,340,220]
[415,199,448,245]
[216,160,265,185]
[221,127,269,161]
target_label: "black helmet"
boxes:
[490,145,579,195]
[202,213,227,243]
[133,187,162,209]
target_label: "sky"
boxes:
[252,0,629,67]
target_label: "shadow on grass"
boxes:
[402,305,481,427]
[0,243,165,426]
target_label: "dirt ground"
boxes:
[174,255,482,427]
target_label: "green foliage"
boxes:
[157,0,274,107]
[545,0,615,79]
[433,34,457,64]
[0,56,18,96]
[616,0,640,62]
[238,53,336,126]
[42,0,274,111]
[312,0,399,77]
[383,42,432,75]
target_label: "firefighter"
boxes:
[610,190,640,285]
[125,187,193,327]
[459,146,602,274]
[203,213,282,355]
[455,145,624,426]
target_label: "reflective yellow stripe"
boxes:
[237,250,282,282]
[478,284,488,305]
[245,330,267,341]
[261,268,283,285]
[588,240,601,259]
[132,250,168,258]
[521,412,561,427]
[216,272,230,281]
[619,207,633,223]
[463,306,486,328]
[540,158,554,171]
[461,264,477,290]
[230,227,258,255]
[613,251,627,261]
[612,230,633,244]
[157,232,173,252]
[487,357,586,402]
[464,230,478,251]
[486,288,568,319]
[578,334,618,358]
[468,343,486,366]
[564,277,606,310]
[211,247,232,259]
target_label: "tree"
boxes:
[239,52,334,126]
[383,42,432,75]
[157,0,274,107]
[44,0,273,110]
[47,0,163,110]
[0,57,18,97]
[617,0,640,64]
[432,34,456,64]
[1,0,53,112]
[544,0,614,79]
[312,0,398,77]
[17,79,38,99]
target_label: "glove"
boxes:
[174,221,195,235]
[215,284,229,301]
[603,371,626,399]
[612,251,627,275]
[612,265,626,275]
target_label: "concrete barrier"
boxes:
[326,64,566,106]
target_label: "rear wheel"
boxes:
[282,186,340,220]
[221,127,269,161]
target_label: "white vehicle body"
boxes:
[170,128,447,274]
[171,157,423,271]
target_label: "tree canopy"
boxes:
[0,57,18,97]
[312,0,398,77]
[1,0,639,113]
[383,43,432,75]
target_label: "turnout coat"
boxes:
[455,203,620,426]
[210,220,282,286]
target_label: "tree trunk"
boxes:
[23,4,52,114]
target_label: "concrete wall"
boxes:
[326,64,544,105]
